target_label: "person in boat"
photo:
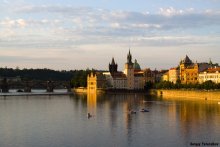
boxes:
[140,108,149,112]
[87,113,92,118]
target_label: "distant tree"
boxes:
[145,81,153,90]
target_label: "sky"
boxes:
[0,0,220,70]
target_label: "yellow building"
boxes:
[180,55,198,84]
[87,72,106,93]
[162,71,169,81]
[179,55,210,84]
[168,67,179,84]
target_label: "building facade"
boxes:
[199,67,220,83]
[179,55,210,84]
[87,50,145,91]
[87,72,107,93]
[168,67,179,84]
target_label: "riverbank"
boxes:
[155,89,220,101]
[0,92,73,97]
[72,87,147,94]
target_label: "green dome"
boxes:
[133,59,141,70]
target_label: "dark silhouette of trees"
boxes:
[152,80,220,90]
[0,67,95,88]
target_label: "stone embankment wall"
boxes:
[155,89,220,101]
[72,87,87,93]
[72,88,105,93]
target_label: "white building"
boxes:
[199,67,220,84]
[168,67,179,84]
[106,50,145,90]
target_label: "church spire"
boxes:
[111,57,116,65]
[127,49,132,64]
[109,57,118,74]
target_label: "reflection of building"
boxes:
[87,92,97,115]
[199,67,220,83]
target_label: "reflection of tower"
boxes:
[124,50,134,90]
[87,91,97,115]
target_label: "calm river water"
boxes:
[0,92,219,147]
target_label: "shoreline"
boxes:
[0,92,73,97]
[154,89,220,101]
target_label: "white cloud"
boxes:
[16,19,26,27]
[0,18,27,28]
[159,7,184,16]
[1,5,220,69]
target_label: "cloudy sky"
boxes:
[0,0,220,70]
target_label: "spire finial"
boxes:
[127,49,132,64]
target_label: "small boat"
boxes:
[87,113,92,118]
[140,109,149,112]
[129,110,137,114]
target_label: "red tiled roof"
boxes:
[204,67,220,73]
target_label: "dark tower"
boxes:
[109,57,118,74]
[127,49,132,64]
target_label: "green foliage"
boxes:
[153,80,220,90]
[0,67,74,81]
[145,81,154,90]
[71,69,92,88]
[200,80,217,90]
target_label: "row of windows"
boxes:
[186,73,197,76]
[199,75,220,79]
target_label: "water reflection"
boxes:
[1,93,220,147]
[87,92,97,116]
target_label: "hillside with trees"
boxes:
[0,67,94,88]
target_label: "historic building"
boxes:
[143,68,155,83]
[162,71,169,82]
[168,67,179,84]
[179,55,210,84]
[199,67,220,84]
[87,50,145,91]
[87,72,107,93]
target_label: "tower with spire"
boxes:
[109,57,118,74]
[124,49,134,89]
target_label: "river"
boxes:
[0,92,219,147]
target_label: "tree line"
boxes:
[145,80,220,90]
[0,67,94,88]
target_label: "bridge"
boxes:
[0,78,72,93]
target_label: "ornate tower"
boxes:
[124,49,134,90]
[109,57,118,74]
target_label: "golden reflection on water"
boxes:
[163,96,220,140]
[84,92,220,144]
[87,92,97,115]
